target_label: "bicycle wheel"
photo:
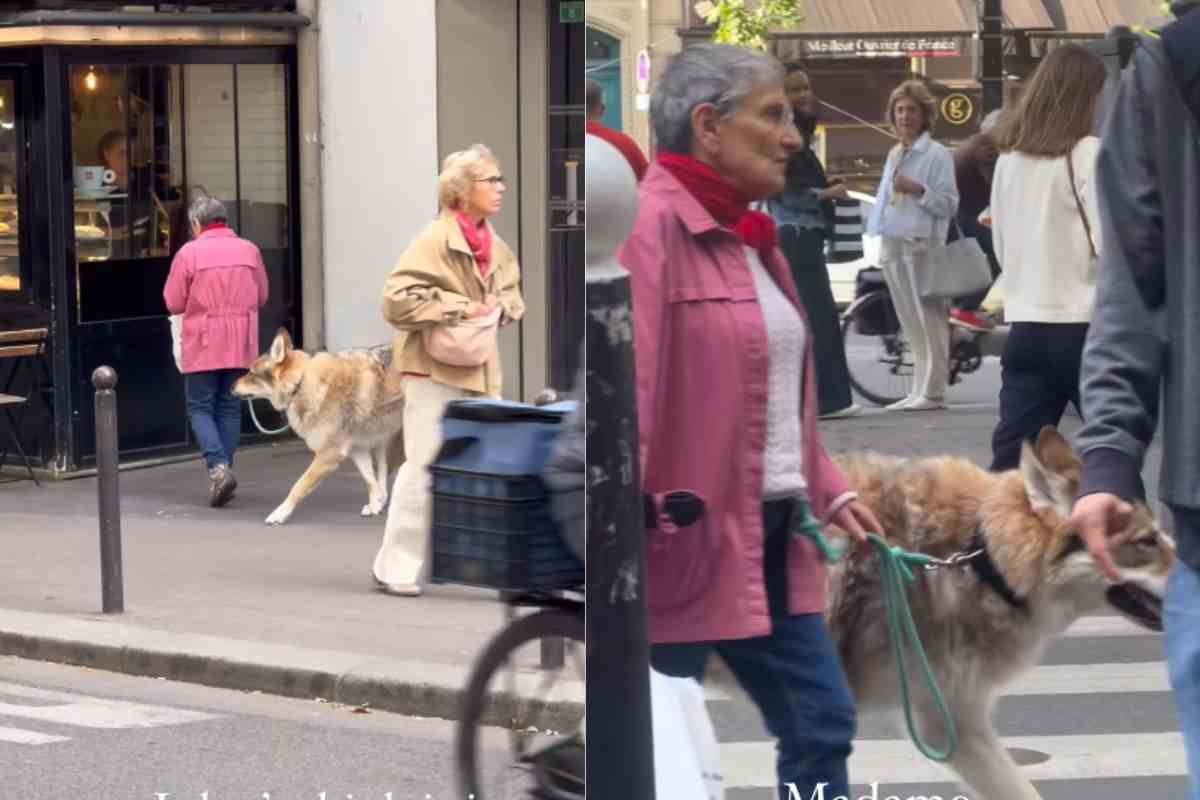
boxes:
[842,289,914,406]
[456,607,585,800]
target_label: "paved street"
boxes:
[719,359,1180,798]
[0,656,498,800]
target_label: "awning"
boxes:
[785,0,973,36]
[959,0,1055,30]
[1036,0,1167,35]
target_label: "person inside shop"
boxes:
[97,129,129,189]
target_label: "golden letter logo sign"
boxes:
[941,93,974,126]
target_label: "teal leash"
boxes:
[792,506,959,762]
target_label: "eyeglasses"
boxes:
[475,176,505,186]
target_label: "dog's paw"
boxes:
[265,504,293,525]
[361,497,386,517]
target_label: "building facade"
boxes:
[0,0,584,475]
[588,0,1166,188]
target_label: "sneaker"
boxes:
[208,464,238,508]
[949,309,994,332]
[886,396,915,411]
[819,403,863,420]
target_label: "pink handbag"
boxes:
[422,306,502,367]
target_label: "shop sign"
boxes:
[941,93,975,125]
[804,37,963,58]
[560,1,585,24]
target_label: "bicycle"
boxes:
[840,267,1008,406]
[454,491,703,800]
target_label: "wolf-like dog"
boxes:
[713,427,1173,800]
[231,328,405,525]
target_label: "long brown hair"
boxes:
[993,45,1106,157]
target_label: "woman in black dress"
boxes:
[768,67,860,418]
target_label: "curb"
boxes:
[0,609,582,727]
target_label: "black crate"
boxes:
[430,494,584,591]
[430,467,545,502]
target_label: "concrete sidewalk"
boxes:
[0,438,579,722]
[0,392,1163,724]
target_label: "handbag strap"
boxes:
[1065,148,1098,259]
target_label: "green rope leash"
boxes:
[793,507,958,762]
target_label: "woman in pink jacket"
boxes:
[619,44,882,798]
[164,194,268,506]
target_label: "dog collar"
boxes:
[967,524,1030,613]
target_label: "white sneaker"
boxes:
[819,404,863,420]
[901,397,947,411]
[886,396,915,411]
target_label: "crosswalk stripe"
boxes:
[0,725,70,745]
[722,732,1189,788]
[0,682,219,729]
[1064,615,1156,638]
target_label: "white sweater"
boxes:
[743,246,806,499]
[990,136,1101,323]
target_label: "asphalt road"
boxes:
[0,656,500,800]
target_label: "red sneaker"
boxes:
[949,309,994,332]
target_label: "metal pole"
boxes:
[585,133,655,799]
[533,388,566,671]
[92,366,123,614]
[979,0,1004,115]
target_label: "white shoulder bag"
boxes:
[917,216,993,300]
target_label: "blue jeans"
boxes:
[1167,559,1200,799]
[650,500,857,799]
[185,369,244,470]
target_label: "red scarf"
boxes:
[455,212,493,277]
[656,152,777,254]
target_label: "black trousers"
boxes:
[990,322,1089,471]
[778,226,854,414]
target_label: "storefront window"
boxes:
[0,79,22,294]
[70,64,183,265]
[69,60,292,323]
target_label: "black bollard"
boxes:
[586,266,655,800]
[92,366,123,614]
[534,386,566,671]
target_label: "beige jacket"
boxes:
[381,213,525,397]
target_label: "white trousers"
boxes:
[373,376,472,587]
[879,236,949,401]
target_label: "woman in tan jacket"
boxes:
[373,143,525,596]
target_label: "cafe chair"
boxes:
[0,328,46,486]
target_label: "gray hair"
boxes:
[188,193,228,228]
[438,143,498,212]
[650,43,785,154]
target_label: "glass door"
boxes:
[547,3,585,390]
[0,70,29,303]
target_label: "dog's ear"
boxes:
[1020,434,1075,516]
[270,328,293,364]
[1035,426,1080,473]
